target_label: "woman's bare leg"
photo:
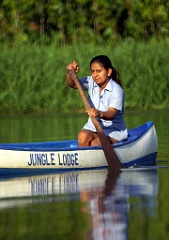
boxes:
[78,129,99,146]
[78,129,119,146]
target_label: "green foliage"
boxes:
[0,198,90,239]
[0,0,169,44]
[126,0,169,40]
[0,39,169,113]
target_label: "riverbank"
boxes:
[0,38,169,113]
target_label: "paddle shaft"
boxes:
[67,69,123,169]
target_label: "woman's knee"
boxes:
[78,129,95,146]
[78,130,90,146]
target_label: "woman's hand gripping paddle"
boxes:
[67,68,123,170]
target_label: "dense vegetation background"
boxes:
[0,0,169,113]
[1,0,169,44]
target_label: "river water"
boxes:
[0,109,169,239]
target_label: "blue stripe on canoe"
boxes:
[123,152,157,168]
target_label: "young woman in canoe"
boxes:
[66,55,128,147]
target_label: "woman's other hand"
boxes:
[67,61,80,73]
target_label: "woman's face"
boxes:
[90,62,112,89]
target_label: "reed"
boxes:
[0,38,169,113]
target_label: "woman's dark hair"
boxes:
[90,55,122,87]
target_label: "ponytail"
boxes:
[110,67,122,88]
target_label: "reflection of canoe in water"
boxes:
[0,168,158,208]
[0,121,158,174]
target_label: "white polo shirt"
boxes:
[79,76,128,141]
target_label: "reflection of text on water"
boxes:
[29,173,79,196]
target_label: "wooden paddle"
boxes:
[67,69,123,169]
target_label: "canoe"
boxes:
[0,121,158,174]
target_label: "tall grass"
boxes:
[0,38,169,113]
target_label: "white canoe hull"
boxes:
[0,121,158,174]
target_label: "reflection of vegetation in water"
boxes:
[0,113,86,142]
[0,40,169,114]
[128,169,169,240]
[0,166,167,239]
[0,199,90,239]
[0,172,90,239]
